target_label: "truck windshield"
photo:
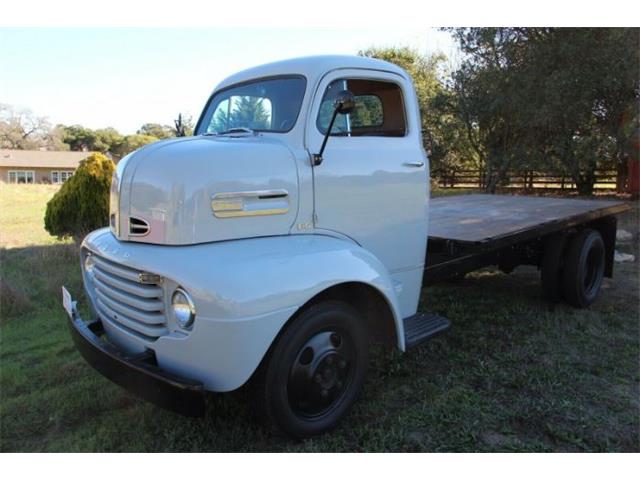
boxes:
[196,76,306,135]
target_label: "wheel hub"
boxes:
[287,330,354,418]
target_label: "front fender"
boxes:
[83,230,404,391]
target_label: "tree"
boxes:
[61,125,124,153]
[582,29,639,191]
[113,134,159,157]
[515,28,639,194]
[211,108,231,133]
[93,127,124,153]
[447,28,640,194]
[60,125,160,158]
[446,28,543,192]
[138,123,173,139]
[60,124,95,151]
[44,153,115,243]
[208,97,270,132]
[46,125,70,151]
[232,96,270,130]
[0,104,52,150]
[173,113,194,137]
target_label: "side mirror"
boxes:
[313,90,356,166]
[334,90,356,115]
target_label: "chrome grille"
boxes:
[90,253,167,341]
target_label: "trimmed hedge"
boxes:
[44,152,115,243]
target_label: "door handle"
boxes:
[403,161,424,168]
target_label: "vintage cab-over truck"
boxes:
[63,55,629,438]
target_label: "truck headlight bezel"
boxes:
[171,287,196,329]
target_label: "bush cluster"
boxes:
[44,152,115,243]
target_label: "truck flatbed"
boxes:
[424,194,630,283]
[428,194,629,248]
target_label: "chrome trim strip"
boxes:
[211,189,289,218]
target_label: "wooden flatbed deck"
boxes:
[428,194,629,248]
[424,194,630,284]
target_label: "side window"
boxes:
[317,78,406,137]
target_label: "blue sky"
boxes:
[0,28,457,134]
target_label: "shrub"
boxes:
[44,153,115,243]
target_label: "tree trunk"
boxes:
[616,160,628,193]
[485,153,511,193]
[574,171,596,196]
[485,175,499,193]
[484,161,499,193]
[615,135,628,193]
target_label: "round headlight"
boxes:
[171,288,196,329]
[84,254,95,275]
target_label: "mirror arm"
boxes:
[312,107,340,166]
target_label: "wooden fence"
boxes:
[432,169,618,191]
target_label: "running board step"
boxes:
[403,312,451,350]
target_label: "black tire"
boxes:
[562,229,606,308]
[541,232,569,302]
[252,301,369,438]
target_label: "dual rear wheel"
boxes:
[541,228,606,308]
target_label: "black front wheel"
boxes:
[252,301,369,438]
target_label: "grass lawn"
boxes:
[0,185,638,452]
[0,184,69,248]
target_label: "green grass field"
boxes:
[1,184,638,452]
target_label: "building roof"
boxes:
[215,54,410,91]
[0,150,97,169]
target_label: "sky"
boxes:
[0,28,458,134]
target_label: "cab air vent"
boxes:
[129,217,150,236]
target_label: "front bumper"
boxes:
[64,288,205,417]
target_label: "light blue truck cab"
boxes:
[64,55,627,438]
[66,55,433,438]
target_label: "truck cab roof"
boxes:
[215,54,411,91]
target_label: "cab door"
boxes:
[306,69,429,317]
